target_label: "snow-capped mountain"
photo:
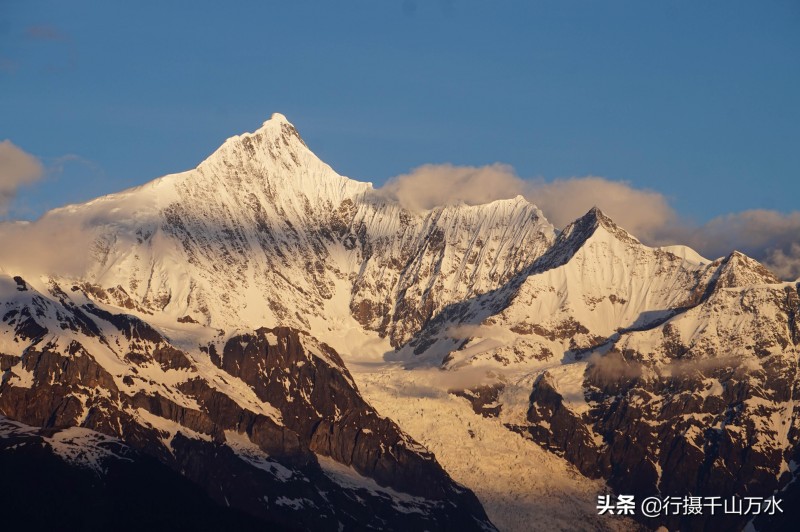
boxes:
[13,114,552,356]
[1,113,797,531]
[401,206,716,366]
[408,206,799,530]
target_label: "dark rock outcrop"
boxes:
[0,281,495,531]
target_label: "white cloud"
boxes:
[526,176,678,243]
[681,211,800,281]
[682,210,800,257]
[0,219,94,277]
[0,140,44,216]
[764,243,800,282]
[376,163,525,211]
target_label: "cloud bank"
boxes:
[0,140,44,216]
[0,219,94,277]
[377,163,525,211]
[527,176,678,244]
[378,163,800,280]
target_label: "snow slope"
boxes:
[351,362,636,531]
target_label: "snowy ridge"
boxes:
[402,206,715,368]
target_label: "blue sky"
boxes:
[1,0,799,223]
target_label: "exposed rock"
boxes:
[451,383,505,418]
[0,279,494,530]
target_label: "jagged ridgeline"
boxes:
[1,114,798,531]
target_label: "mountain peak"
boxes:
[565,206,625,238]
[180,113,371,234]
[580,206,617,230]
[267,112,289,124]
[252,112,305,146]
[206,113,305,161]
[715,250,781,288]
[527,207,641,273]
[197,112,316,176]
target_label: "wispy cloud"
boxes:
[377,163,800,280]
[25,25,68,42]
[0,150,110,276]
[47,153,107,181]
[0,140,44,216]
[0,25,72,75]
[22,24,76,72]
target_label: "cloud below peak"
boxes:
[377,163,525,211]
[0,140,44,216]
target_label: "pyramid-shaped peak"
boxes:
[252,112,305,145]
[580,206,618,230]
[562,206,629,241]
[715,250,781,288]
[197,113,310,171]
[268,112,290,124]
[528,206,642,273]
[187,113,370,206]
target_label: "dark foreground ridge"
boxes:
[0,276,495,531]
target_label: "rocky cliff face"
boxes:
[0,273,493,530]
[521,273,800,530]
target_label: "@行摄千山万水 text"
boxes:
[596,494,783,518]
